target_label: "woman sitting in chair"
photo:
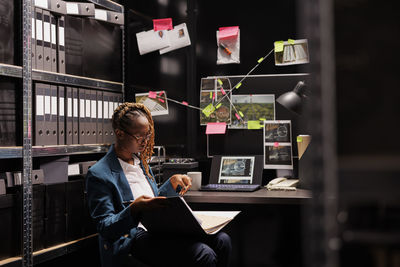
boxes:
[86,102,231,267]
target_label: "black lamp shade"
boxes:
[276,81,306,115]
[277,91,303,115]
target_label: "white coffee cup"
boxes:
[187,171,202,191]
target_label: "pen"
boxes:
[219,43,232,55]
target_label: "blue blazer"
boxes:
[86,145,178,267]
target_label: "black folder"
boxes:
[90,89,97,144]
[50,13,57,72]
[72,87,79,144]
[35,8,44,70]
[78,88,86,144]
[43,10,52,71]
[58,15,66,74]
[58,86,65,145]
[96,90,103,144]
[34,83,46,146]
[66,87,73,145]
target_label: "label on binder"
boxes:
[60,98,64,116]
[95,9,107,21]
[45,96,51,114]
[51,96,57,115]
[91,100,97,118]
[35,0,48,9]
[36,95,44,116]
[66,3,79,14]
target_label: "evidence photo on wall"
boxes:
[200,90,231,125]
[264,121,291,142]
[229,94,275,129]
[218,156,255,184]
[135,91,169,116]
[264,120,293,169]
[264,145,293,169]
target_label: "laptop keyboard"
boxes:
[200,184,261,192]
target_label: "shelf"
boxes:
[0,64,23,79]
[0,145,110,159]
[89,0,123,13]
[0,234,98,267]
[0,64,123,91]
[342,230,400,246]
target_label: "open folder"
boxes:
[141,196,240,236]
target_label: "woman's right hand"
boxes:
[129,195,167,217]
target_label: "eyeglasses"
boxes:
[123,130,152,143]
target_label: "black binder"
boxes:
[57,15,66,74]
[96,90,103,144]
[66,87,73,145]
[50,13,57,72]
[34,83,45,146]
[35,8,44,70]
[90,89,97,144]
[43,10,52,71]
[58,86,65,145]
[78,88,86,144]
[72,87,79,144]
[0,0,15,65]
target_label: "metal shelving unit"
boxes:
[0,0,125,266]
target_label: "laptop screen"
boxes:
[218,156,255,184]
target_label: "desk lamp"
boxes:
[276,80,307,115]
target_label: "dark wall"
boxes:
[124,0,303,160]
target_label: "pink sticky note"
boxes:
[206,122,227,135]
[218,26,239,40]
[158,98,165,103]
[158,91,164,96]
[212,92,215,101]
[220,88,226,95]
[274,142,279,147]
[148,91,157,99]
[235,113,241,120]
[182,101,188,106]
[153,18,173,31]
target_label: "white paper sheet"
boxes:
[136,29,170,55]
[159,23,191,54]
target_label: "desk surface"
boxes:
[184,188,311,205]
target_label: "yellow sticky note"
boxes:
[257,57,264,63]
[247,120,262,129]
[216,103,222,109]
[239,111,244,117]
[274,41,284,52]
[288,39,295,45]
[297,136,303,142]
[259,117,266,121]
[209,92,212,99]
[217,79,223,85]
[202,103,215,117]
[235,82,242,89]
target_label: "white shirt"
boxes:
[118,156,154,230]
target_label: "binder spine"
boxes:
[35,83,45,146]
[32,15,37,69]
[94,9,124,25]
[43,10,52,71]
[57,15,66,73]
[97,90,103,144]
[50,14,57,73]
[66,87,73,145]
[66,2,95,17]
[78,88,85,144]
[72,88,79,144]
[35,8,44,70]
[90,90,97,144]
[58,86,65,145]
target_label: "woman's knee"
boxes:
[215,232,232,252]
[194,243,217,267]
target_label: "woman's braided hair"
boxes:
[112,102,154,179]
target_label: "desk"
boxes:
[184,188,311,205]
[184,188,311,267]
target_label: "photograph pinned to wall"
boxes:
[264,145,293,169]
[216,26,240,65]
[200,90,231,125]
[274,39,309,66]
[264,120,293,169]
[136,29,170,55]
[229,94,275,129]
[218,156,255,184]
[135,91,169,116]
[159,23,191,54]
[264,121,291,142]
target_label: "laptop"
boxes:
[200,155,263,192]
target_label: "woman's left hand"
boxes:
[170,174,192,195]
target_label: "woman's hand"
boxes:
[170,174,192,195]
[129,195,167,217]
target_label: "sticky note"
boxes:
[235,82,242,89]
[218,26,239,39]
[220,88,226,95]
[216,103,222,109]
[217,79,223,85]
[206,122,227,135]
[235,113,241,120]
[210,92,212,99]
[288,39,295,45]
[158,91,164,96]
[239,111,244,117]
[182,101,188,106]
[257,57,264,63]
[158,98,165,103]
[153,18,173,31]
[259,118,266,121]
[297,136,303,142]
[212,92,215,101]
[274,41,284,52]
[274,142,279,147]
[202,103,216,117]
[247,120,262,129]
[148,91,157,99]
